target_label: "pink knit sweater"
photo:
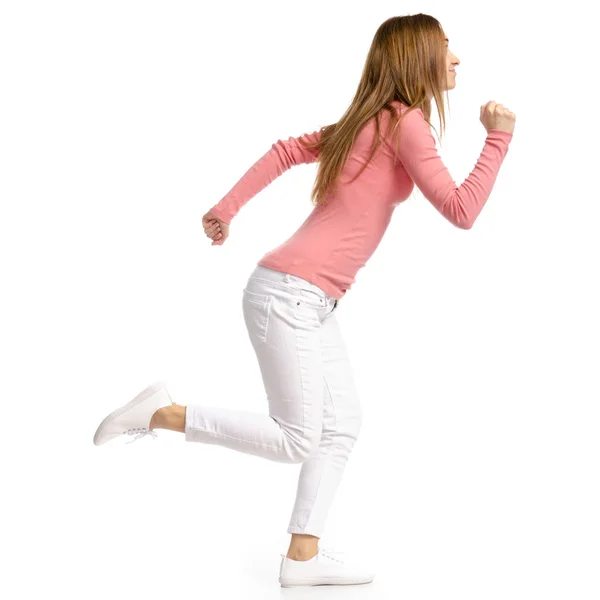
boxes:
[209,100,513,299]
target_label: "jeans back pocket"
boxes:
[242,288,272,343]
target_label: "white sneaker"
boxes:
[279,546,376,587]
[93,382,175,446]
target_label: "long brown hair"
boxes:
[299,14,450,208]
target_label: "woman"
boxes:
[93,13,515,587]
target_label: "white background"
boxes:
[1,0,598,598]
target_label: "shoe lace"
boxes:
[279,547,347,563]
[319,547,346,564]
[124,427,159,444]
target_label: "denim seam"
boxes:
[303,376,337,532]
[262,296,272,343]
[293,315,306,451]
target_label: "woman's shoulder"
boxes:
[389,99,423,117]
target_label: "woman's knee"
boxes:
[286,430,321,463]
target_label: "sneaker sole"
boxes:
[279,576,375,587]
[93,381,168,446]
[279,579,373,587]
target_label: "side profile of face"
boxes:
[444,34,460,90]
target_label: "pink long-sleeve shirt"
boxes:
[209,100,513,300]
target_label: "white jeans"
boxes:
[185,265,362,537]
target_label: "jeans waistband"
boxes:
[251,265,331,301]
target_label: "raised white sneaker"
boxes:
[93,382,175,446]
[279,546,376,587]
